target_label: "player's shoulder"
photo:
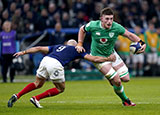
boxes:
[86,20,100,27]
[112,21,125,30]
[112,21,122,27]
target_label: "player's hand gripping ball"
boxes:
[130,42,141,54]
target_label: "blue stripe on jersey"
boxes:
[47,45,87,66]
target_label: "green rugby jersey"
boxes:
[85,20,125,57]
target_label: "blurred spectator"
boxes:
[22,3,30,19]
[23,11,35,34]
[1,10,10,23]
[131,26,145,76]
[149,0,159,19]
[144,21,159,76]
[13,0,22,9]
[49,22,65,45]
[1,0,7,10]
[125,14,136,28]
[30,0,39,14]
[53,12,61,23]
[139,14,148,30]
[73,11,87,28]
[85,0,94,18]
[118,5,130,26]
[8,2,17,19]
[0,0,3,18]
[0,21,16,82]
[39,0,48,11]
[61,12,72,28]
[101,0,109,8]
[12,8,24,33]
[151,16,160,28]
[130,5,140,19]
[48,2,58,17]
[140,1,154,22]
[59,0,69,13]
[72,0,86,14]
[35,8,49,31]
[91,2,103,20]
[155,4,160,21]
[47,3,59,28]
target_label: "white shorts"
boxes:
[93,51,123,70]
[36,56,65,83]
[132,54,144,64]
[93,51,128,79]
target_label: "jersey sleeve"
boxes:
[48,46,54,54]
[84,21,93,32]
[79,52,87,58]
[117,23,125,35]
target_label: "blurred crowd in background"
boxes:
[0,0,160,35]
[0,0,160,79]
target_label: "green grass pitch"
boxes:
[0,77,160,115]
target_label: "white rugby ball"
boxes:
[130,42,141,54]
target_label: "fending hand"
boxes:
[108,54,116,62]
[75,45,86,53]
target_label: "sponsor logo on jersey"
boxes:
[96,32,100,35]
[100,38,108,43]
[109,32,114,38]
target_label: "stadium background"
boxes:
[0,0,160,81]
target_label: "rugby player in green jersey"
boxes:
[76,7,146,106]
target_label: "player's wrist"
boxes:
[138,40,145,46]
[77,42,83,46]
[22,50,26,54]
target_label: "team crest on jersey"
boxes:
[96,32,100,35]
[109,32,114,38]
[100,38,108,43]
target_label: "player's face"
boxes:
[3,22,11,32]
[101,15,113,29]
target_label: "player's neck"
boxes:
[100,22,111,30]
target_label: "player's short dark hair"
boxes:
[100,7,114,17]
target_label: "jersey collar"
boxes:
[99,21,105,29]
[99,21,112,30]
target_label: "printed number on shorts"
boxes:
[56,46,66,52]
[54,70,59,76]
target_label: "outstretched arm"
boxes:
[123,29,146,54]
[84,54,116,63]
[13,46,49,57]
[75,25,86,53]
